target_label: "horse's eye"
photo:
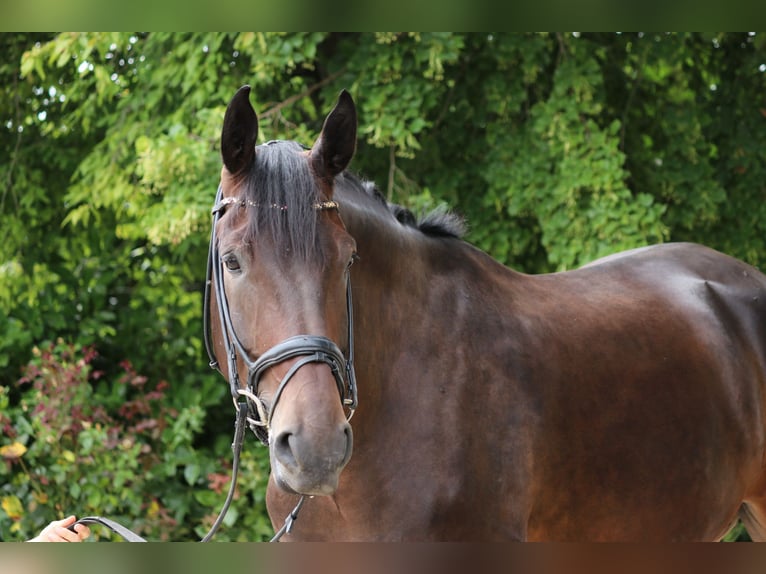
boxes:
[222,254,241,272]
[348,252,360,269]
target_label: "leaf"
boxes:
[194,490,220,507]
[87,490,102,508]
[223,506,238,527]
[33,491,49,505]
[1,495,24,520]
[147,499,161,518]
[20,50,38,79]
[184,463,200,485]
[0,442,27,459]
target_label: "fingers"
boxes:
[58,515,77,528]
[54,524,83,542]
[41,528,72,542]
[56,516,91,541]
[73,523,91,540]
[29,516,91,542]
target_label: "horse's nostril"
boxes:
[273,431,297,470]
[342,423,354,464]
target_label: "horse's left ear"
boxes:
[311,90,357,181]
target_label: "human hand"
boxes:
[28,515,91,542]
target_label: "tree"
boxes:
[2,32,764,540]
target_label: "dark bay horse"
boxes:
[207,85,766,541]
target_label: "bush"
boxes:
[0,340,273,541]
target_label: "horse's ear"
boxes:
[221,85,258,175]
[311,90,357,181]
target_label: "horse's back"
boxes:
[506,243,766,540]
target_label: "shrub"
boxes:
[0,339,273,541]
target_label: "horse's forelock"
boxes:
[241,141,322,260]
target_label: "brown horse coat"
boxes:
[213,87,766,541]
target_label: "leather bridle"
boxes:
[198,184,358,540]
[70,184,358,542]
[203,185,358,444]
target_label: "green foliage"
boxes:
[0,341,272,541]
[2,33,765,541]
[478,35,667,269]
[722,520,752,542]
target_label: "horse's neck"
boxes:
[342,196,488,379]
[343,200,433,315]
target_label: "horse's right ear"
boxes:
[221,85,258,175]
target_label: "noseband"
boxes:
[203,185,358,446]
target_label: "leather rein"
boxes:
[70,185,358,542]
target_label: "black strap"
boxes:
[68,516,147,542]
[199,404,248,541]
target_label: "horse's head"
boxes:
[207,86,358,496]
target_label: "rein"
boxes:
[69,185,357,543]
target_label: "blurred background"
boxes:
[1,32,764,541]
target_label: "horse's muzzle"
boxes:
[271,420,353,495]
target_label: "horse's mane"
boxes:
[238,142,466,262]
[341,173,466,240]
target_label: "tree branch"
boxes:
[259,67,347,120]
[2,67,23,213]
[387,144,396,202]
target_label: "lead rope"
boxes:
[270,495,307,542]
[200,403,248,542]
